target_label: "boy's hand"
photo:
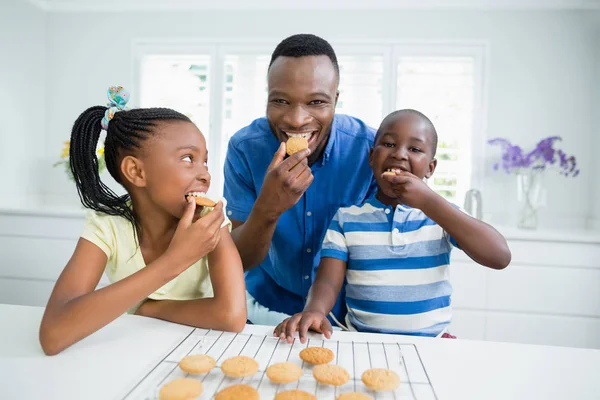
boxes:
[273,311,333,344]
[382,170,436,210]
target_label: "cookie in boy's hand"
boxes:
[159,378,203,400]
[186,192,216,207]
[286,137,309,156]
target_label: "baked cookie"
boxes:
[186,193,217,207]
[286,137,309,156]
[336,392,373,400]
[158,378,203,400]
[178,354,216,374]
[214,384,259,400]
[299,347,334,365]
[266,362,304,384]
[220,355,259,378]
[361,368,400,392]
[274,389,317,400]
[312,364,350,386]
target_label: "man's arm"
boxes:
[229,143,313,271]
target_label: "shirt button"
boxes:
[304,275,310,280]
[227,210,232,216]
[393,228,399,234]
[307,211,312,217]
[306,248,312,253]
[385,209,391,215]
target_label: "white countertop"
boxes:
[1,304,599,400]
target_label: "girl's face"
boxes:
[138,121,211,219]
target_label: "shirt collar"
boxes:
[319,115,339,166]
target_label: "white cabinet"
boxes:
[1,208,599,349]
[449,230,600,349]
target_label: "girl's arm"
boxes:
[39,238,193,356]
[135,228,247,332]
[39,199,225,356]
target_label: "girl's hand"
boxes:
[274,311,333,344]
[166,197,225,269]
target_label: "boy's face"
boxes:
[369,114,437,198]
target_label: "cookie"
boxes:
[266,362,304,384]
[382,171,397,177]
[312,364,350,386]
[275,389,317,400]
[179,354,216,374]
[299,347,335,365]
[220,355,259,378]
[286,137,309,156]
[361,368,400,392]
[188,195,216,207]
[158,378,203,400]
[214,384,259,400]
[337,393,373,400]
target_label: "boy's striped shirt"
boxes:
[321,196,458,336]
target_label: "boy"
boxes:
[275,109,511,342]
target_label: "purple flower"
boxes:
[488,136,579,177]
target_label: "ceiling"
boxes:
[26,0,600,12]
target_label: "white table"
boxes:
[1,304,599,400]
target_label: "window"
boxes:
[136,42,485,201]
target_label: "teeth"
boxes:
[385,168,403,174]
[284,132,312,139]
[186,192,207,197]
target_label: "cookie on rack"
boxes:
[312,364,350,386]
[178,354,216,374]
[275,389,317,400]
[299,347,335,365]
[337,392,373,400]
[361,368,400,391]
[266,362,304,383]
[214,384,259,400]
[220,355,259,378]
[158,378,203,400]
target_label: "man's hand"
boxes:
[273,311,333,344]
[255,142,314,219]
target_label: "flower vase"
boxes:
[516,170,545,230]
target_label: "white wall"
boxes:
[593,17,600,230]
[39,9,600,229]
[0,1,46,207]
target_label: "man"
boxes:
[224,34,377,326]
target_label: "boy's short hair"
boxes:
[375,109,438,157]
[268,34,340,79]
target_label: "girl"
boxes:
[39,86,247,355]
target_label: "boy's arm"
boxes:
[422,194,511,270]
[275,257,347,343]
[136,228,247,333]
[384,171,511,270]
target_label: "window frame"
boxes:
[132,39,488,199]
